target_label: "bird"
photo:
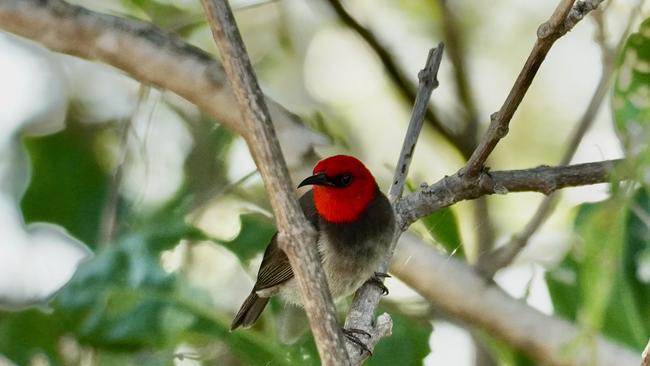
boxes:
[230,155,395,349]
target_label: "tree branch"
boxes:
[642,338,650,366]
[391,232,639,366]
[199,1,348,364]
[397,159,622,229]
[0,0,301,138]
[462,0,606,178]
[344,44,445,364]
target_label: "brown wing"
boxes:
[252,190,318,291]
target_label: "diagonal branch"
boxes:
[462,0,606,178]
[391,232,639,366]
[344,44,445,364]
[0,0,299,138]
[199,1,348,364]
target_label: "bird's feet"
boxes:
[368,272,391,296]
[342,328,372,355]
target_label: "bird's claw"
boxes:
[343,328,372,355]
[370,272,390,295]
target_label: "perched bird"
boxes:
[231,155,395,338]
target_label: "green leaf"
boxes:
[0,202,287,364]
[420,207,465,259]
[21,119,110,246]
[183,123,236,201]
[576,201,625,333]
[620,189,650,338]
[613,17,650,156]
[478,330,535,366]
[221,213,276,264]
[0,309,65,366]
[120,0,204,36]
[546,196,649,350]
[49,201,205,349]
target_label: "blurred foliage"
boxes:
[219,213,276,264]
[420,207,465,259]
[407,180,465,258]
[480,331,535,366]
[545,191,650,351]
[613,17,650,159]
[120,0,204,35]
[20,119,110,246]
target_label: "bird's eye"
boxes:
[336,174,353,187]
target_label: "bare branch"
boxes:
[344,44,445,364]
[388,46,444,202]
[397,159,622,229]
[391,232,640,366]
[642,339,650,366]
[462,0,606,178]
[561,0,607,36]
[199,1,348,364]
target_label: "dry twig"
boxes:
[344,44,445,363]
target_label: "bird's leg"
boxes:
[342,328,372,355]
[368,272,390,295]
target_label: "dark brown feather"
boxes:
[230,192,317,330]
[230,292,269,330]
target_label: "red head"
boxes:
[298,155,377,224]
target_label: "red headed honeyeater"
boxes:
[231,155,395,343]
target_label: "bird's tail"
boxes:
[230,292,270,331]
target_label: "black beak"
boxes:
[298,172,335,188]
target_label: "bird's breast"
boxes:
[318,224,393,299]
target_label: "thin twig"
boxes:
[463,0,584,178]
[199,1,349,364]
[388,46,445,202]
[98,85,150,247]
[344,44,445,364]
